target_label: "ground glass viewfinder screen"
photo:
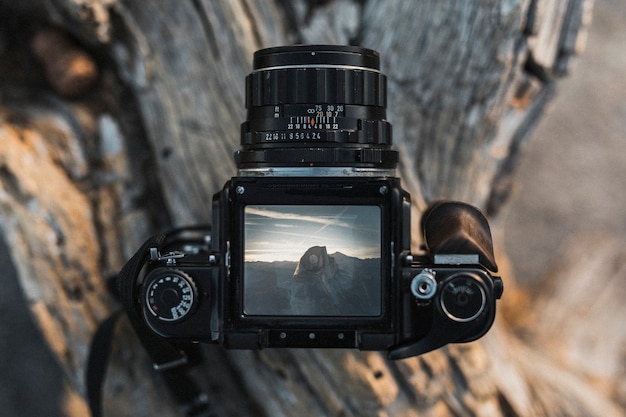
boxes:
[243,205,381,316]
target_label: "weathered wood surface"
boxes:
[523,234,626,414]
[2,0,623,416]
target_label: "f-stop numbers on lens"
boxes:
[145,270,196,322]
[440,273,486,322]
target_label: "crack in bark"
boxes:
[190,0,221,60]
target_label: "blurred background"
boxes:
[503,0,626,285]
[1,0,624,415]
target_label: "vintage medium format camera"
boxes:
[123,45,503,360]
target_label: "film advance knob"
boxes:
[440,273,486,322]
[145,269,196,322]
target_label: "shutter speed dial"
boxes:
[145,269,196,322]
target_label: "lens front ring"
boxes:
[252,45,381,71]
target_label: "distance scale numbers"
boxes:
[263,104,346,142]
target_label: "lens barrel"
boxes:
[237,45,397,173]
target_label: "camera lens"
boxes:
[237,45,397,174]
[440,273,486,322]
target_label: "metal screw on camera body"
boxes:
[411,269,437,300]
[236,186,245,195]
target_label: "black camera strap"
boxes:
[86,233,215,417]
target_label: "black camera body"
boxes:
[129,45,503,359]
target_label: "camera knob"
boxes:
[440,273,486,322]
[144,269,197,322]
[411,269,438,301]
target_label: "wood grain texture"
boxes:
[1,1,619,416]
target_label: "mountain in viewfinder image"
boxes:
[244,246,380,316]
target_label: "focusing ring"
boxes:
[246,68,386,108]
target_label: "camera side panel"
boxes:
[140,263,218,341]
[390,266,501,359]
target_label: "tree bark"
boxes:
[2,1,622,416]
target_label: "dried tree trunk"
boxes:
[2,1,623,416]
